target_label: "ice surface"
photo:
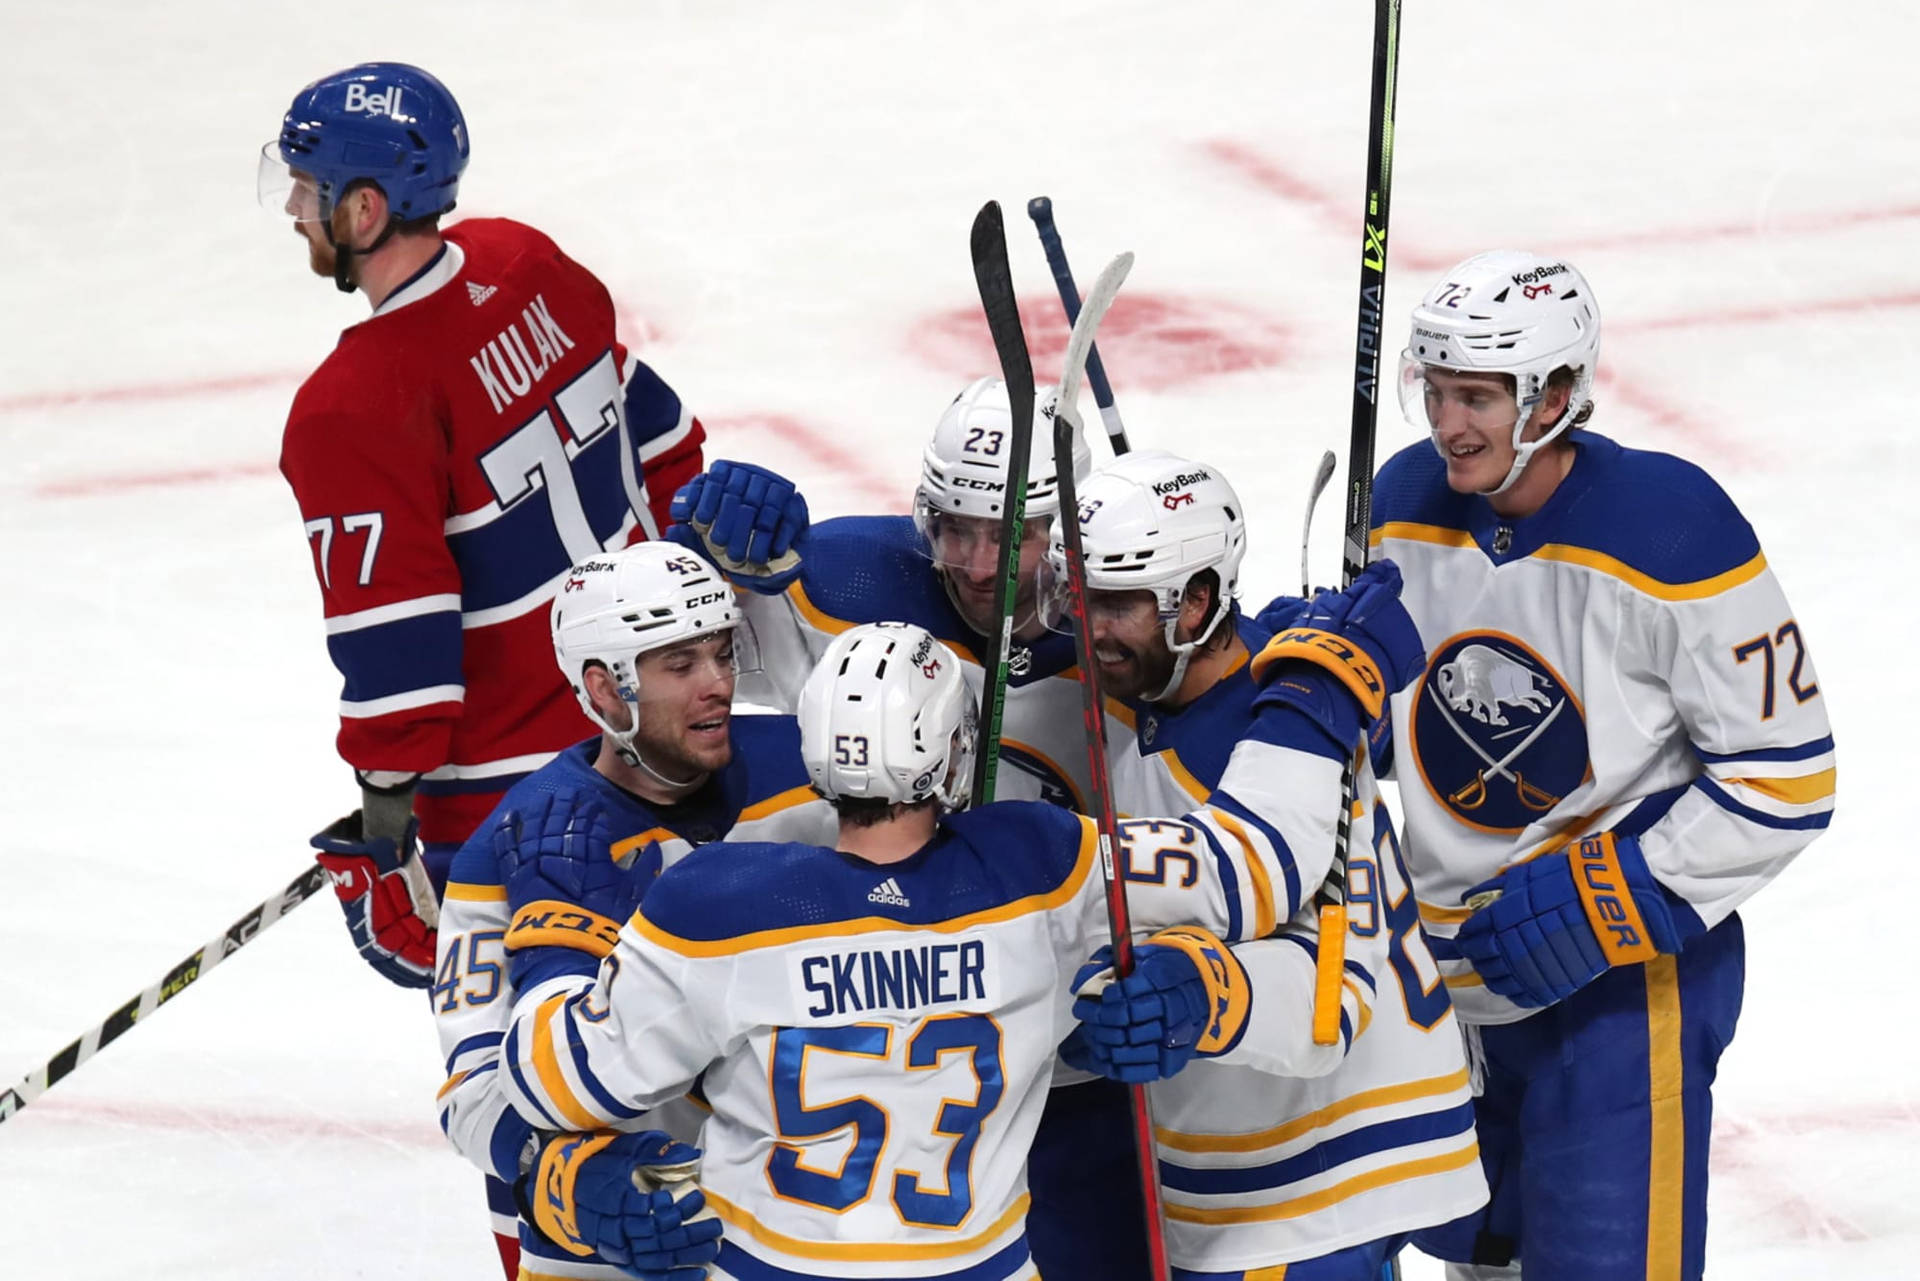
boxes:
[1,2,1914,1275]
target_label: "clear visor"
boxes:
[1397,352,1523,438]
[629,621,762,701]
[258,144,326,224]
[1035,546,1166,637]
[914,500,1052,629]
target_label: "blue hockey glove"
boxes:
[527,1129,722,1277]
[1454,831,1705,1008]
[1251,591,1314,636]
[1061,929,1251,1084]
[311,812,437,989]
[1248,560,1425,755]
[492,790,653,990]
[667,460,809,593]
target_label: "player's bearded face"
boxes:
[1423,367,1523,495]
[633,634,737,775]
[930,514,1050,634]
[1087,589,1175,700]
[283,171,339,279]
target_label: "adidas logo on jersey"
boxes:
[867,877,911,907]
[467,281,498,306]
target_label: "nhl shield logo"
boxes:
[1410,633,1590,832]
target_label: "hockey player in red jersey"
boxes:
[259,60,706,1276]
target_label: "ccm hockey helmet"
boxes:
[914,376,1092,527]
[550,543,742,770]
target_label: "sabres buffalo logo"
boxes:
[1410,633,1590,833]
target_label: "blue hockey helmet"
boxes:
[261,62,469,223]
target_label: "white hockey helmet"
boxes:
[1047,450,1247,701]
[1398,249,1601,494]
[914,376,1091,528]
[799,622,978,813]
[550,542,744,764]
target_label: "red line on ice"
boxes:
[27,1095,446,1149]
[1551,203,1920,253]
[725,411,904,511]
[1197,139,1452,271]
[1194,137,1796,462]
[1612,289,1920,335]
[0,370,301,415]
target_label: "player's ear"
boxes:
[582,662,632,729]
[1178,577,1215,639]
[342,183,389,248]
[1530,368,1575,434]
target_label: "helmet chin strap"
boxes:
[618,740,705,792]
[1146,604,1231,704]
[1436,398,1578,498]
[599,698,705,792]
[319,196,401,295]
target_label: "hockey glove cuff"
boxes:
[1249,561,1425,714]
[312,812,437,989]
[1455,831,1706,1008]
[528,1129,722,1274]
[1063,930,1251,1083]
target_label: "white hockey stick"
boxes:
[1300,450,1338,595]
[1053,251,1134,435]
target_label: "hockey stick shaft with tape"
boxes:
[1047,252,1173,1281]
[0,861,329,1125]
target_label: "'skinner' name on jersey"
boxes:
[468,294,576,414]
[797,938,990,1019]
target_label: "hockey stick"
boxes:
[968,201,1038,807]
[0,861,330,1126]
[1300,449,1338,595]
[1027,197,1130,455]
[1047,253,1174,1281]
[1314,0,1403,1047]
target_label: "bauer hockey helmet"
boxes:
[550,543,746,769]
[914,376,1092,528]
[260,62,470,225]
[1046,450,1247,702]
[799,622,978,813]
[1398,250,1601,495]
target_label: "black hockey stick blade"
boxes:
[967,201,1037,807]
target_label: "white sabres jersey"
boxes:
[495,788,1322,1281]
[1106,620,1487,1269]
[433,721,834,1281]
[735,515,1094,809]
[1371,431,1836,1025]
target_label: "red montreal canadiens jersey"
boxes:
[280,218,705,848]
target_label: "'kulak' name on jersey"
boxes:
[468,294,577,414]
[796,938,994,1019]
